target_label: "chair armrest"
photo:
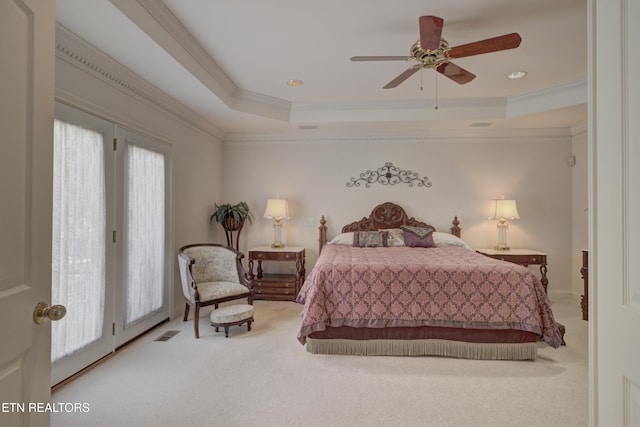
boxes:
[177,250,199,301]
[235,255,253,290]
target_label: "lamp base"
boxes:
[271,221,284,248]
[495,219,510,251]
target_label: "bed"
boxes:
[296,202,563,360]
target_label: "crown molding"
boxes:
[571,123,589,138]
[127,0,237,102]
[233,89,291,121]
[223,127,573,146]
[55,23,224,141]
[291,97,507,123]
[507,78,587,118]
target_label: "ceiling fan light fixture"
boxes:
[350,15,522,89]
[507,70,527,80]
[287,79,303,87]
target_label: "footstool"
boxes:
[209,304,254,338]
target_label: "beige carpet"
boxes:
[52,298,588,427]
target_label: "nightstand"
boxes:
[247,246,305,301]
[476,248,549,294]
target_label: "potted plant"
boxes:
[210,202,254,232]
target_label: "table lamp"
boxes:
[264,198,289,248]
[488,196,519,250]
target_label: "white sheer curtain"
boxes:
[51,119,106,362]
[125,144,165,325]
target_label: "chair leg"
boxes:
[193,305,200,339]
[224,326,229,338]
[183,303,190,321]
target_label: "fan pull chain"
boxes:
[420,68,424,91]
[434,72,439,110]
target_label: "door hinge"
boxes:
[112,323,116,336]
[113,138,117,151]
[112,230,117,243]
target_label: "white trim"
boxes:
[113,0,237,101]
[223,128,573,145]
[507,79,588,118]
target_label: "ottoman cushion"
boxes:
[210,304,254,324]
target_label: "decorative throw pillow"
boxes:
[401,225,435,248]
[432,232,473,250]
[352,231,388,247]
[382,228,405,247]
[328,232,354,245]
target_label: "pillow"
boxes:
[401,226,435,248]
[382,228,405,247]
[328,232,354,245]
[352,231,388,247]
[432,232,473,250]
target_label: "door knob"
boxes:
[33,302,67,324]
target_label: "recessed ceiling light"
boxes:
[507,71,527,80]
[287,79,303,87]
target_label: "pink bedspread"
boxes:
[296,245,562,348]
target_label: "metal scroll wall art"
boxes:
[346,162,433,188]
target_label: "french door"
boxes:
[51,103,170,385]
[115,126,171,347]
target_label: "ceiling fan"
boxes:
[350,15,522,89]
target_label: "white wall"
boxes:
[222,132,576,300]
[55,49,223,318]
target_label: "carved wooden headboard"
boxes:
[318,202,461,254]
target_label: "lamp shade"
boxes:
[488,198,520,220]
[263,198,289,220]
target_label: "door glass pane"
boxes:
[51,120,106,362]
[125,144,165,325]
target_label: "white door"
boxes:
[50,105,116,386]
[0,1,55,427]
[115,128,171,346]
[592,0,640,425]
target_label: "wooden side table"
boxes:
[476,248,549,294]
[247,246,305,301]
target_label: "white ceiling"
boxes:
[55,0,588,139]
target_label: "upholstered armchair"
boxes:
[178,244,253,338]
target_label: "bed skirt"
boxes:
[305,338,538,361]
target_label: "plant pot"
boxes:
[222,215,245,232]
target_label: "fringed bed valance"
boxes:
[305,338,538,361]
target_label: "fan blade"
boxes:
[419,15,444,51]
[383,66,421,89]
[436,62,476,84]
[448,33,522,59]
[351,56,410,61]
